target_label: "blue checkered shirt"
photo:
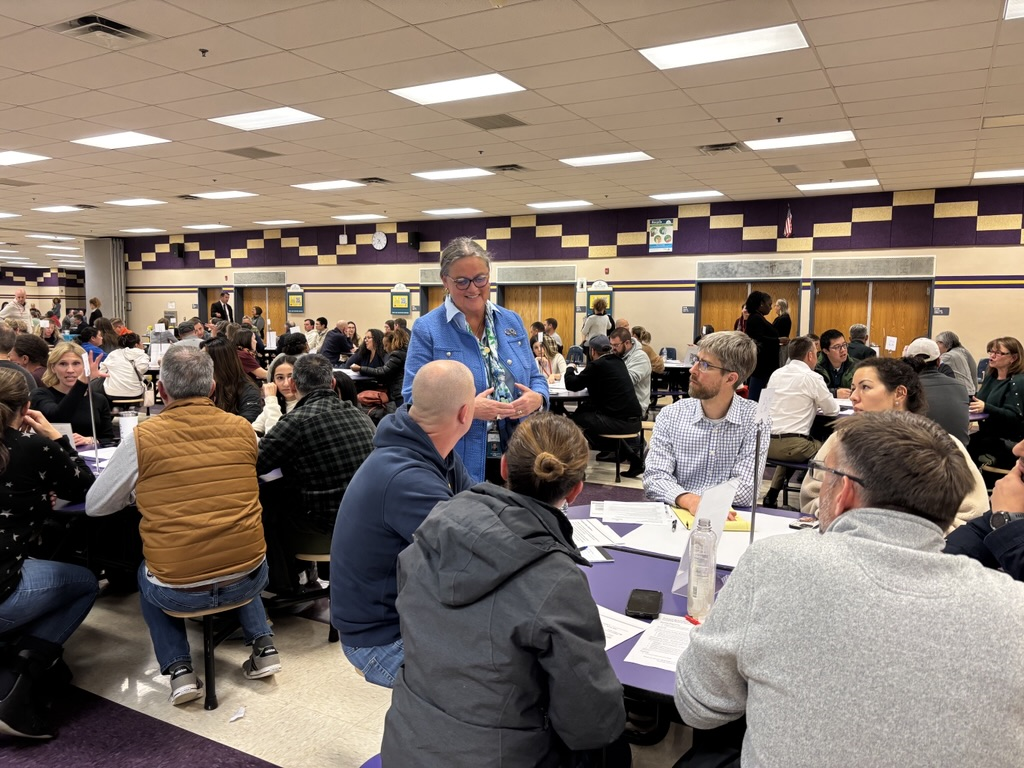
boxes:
[643,395,769,508]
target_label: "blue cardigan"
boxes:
[403,299,549,482]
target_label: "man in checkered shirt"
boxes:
[644,331,769,511]
[257,354,376,566]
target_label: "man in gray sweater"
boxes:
[674,410,1024,767]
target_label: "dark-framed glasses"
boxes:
[447,273,489,290]
[829,343,849,351]
[807,458,866,487]
[693,357,734,374]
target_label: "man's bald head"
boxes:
[410,360,476,433]
[335,320,347,332]
[615,318,629,329]
[13,288,25,304]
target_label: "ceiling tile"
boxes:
[419,0,595,48]
[607,0,796,48]
[465,26,628,72]
[295,27,451,72]
[348,51,489,90]
[803,0,997,45]
[193,52,333,90]
[230,0,403,48]
[816,22,997,68]
[0,28,101,72]
[123,25,279,71]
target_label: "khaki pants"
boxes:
[767,434,820,492]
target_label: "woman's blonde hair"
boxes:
[504,413,588,504]
[541,336,559,360]
[42,341,87,388]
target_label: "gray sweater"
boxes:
[675,507,1024,767]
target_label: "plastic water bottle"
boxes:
[687,518,718,622]
[119,409,139,443]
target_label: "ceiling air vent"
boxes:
[462,114,528,131]
[487,164,527,172]
[843,158,872,169]
[356,177,391,185]
[49,15,158,50]
[772,165,801,174]
[223,147,282,160]
[697,142,745,156]
[177,195,201,201]
[0,178,35,187]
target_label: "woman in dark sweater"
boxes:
[31,342,113,447]
[742,290,780,401]
[968,336,1024,472]
[86,297,102,327]
[344,328,385,370]
[0,369,98,739]
[351,327,409,412]
[202,337,262,423]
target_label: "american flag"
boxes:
[783,205,793,238]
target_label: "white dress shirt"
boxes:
[765,359,840,436]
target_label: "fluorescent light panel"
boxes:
[744,130,856,151]
[640,23,808,70]
[391,73,524,105]
[422,208,481,215]
[974,169,1024,179]
[413,168,494,181]
[650,190,724,201]
[71,131,169,149]
[1006,0,1024,20]
[254,220,304,225]
[183,224,231,230]
[120,228,165,233]
[38,245,78,250]
[32,205,83,213]
[105,198,166,206]
[796,179,879,191]
[0,212,20,219]
[26,234,74,240]
[209,107,323,131]
[0,249,18,253]
[191,191,256,200]
[0,151,50,166]
[527,200,592,209]
[560,151,652,167]
[332,214,386,221]
[291,180,363,191]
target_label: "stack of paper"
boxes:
[590,501,672,525]
[570,518,623,547]
[596,606,649,650]
[623,615,694,671]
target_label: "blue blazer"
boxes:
[403,300,549,482]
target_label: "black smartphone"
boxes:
[625,588,663,620]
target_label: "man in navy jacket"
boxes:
[330,360,476,687]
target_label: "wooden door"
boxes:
[811,281,870,338]
[752,281,800,339]
[424,286,446,312]
[539,284,575,349]
[502,285,538,332]
[698,282,749,338]
[870,280,931,357]
[202,287,229,323]
[239,287,283,338]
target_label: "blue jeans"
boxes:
[0,559,98,645]
[342,638,403,688]
[137,560,273,674]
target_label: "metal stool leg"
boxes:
[202,614,218,711]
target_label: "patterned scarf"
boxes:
[469,305,515,403]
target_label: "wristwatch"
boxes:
[990,511,1024,530]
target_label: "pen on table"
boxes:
[684,615,700,626]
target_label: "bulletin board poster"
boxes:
[286,290,304,314]
[648,218,675,253]
[391,291,411,316]
[586,292,612,316]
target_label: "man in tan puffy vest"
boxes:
[87,345,281,706]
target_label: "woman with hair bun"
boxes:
[383,412,630,768]
[0,368,97,739]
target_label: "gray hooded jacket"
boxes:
[382,484,625,767]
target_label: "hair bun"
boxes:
[533,451,565,482]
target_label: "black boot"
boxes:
[0,637,63,739]
[761,490,780,508]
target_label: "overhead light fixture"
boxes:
[332,214,387,221]
[413,168,495,181]
[639,23,808,70]
[974,169,1024,179]
[38,245,78,250]
[1006,0,1024,20]
[391,73,524,105]
[0,212,20,219]
[0,249,17,254]
[796,179,879,191]
[0,151,50,166]
[650,190,724,201]
[49,254,83,259]
[105,198,166,206]
[254,219,304,225]
[190,190,257,200]
[527,200,593,209]
[209,107,323,131]
[560,151,653,167]
[183,223,231,230]
[71,131,169,149]
[32,205,84,213]
[26,234,74,240]
[120,228,166,233]
[291,180,364,191]
[422,207,481,215]
[744,130,856,151]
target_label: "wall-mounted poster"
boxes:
[648,218,675,253]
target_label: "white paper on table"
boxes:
[580,546,614,564]
[571,518,623,547]
[52,422,74,443]
[592,501,672,525]
[623,614,694,671]
[265,331,277,349]
[717,511,798,569]
[884,335,897,352]
[596,605,649,650]
[80,445,119,460]
[673,479,738,595]
[616,523,689,558]
[149,343,169,366]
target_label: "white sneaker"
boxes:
[169,666,203,705]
